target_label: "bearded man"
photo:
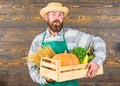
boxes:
[27,2,106,86]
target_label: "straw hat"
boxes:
[40,2,69,19]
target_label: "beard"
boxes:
[47,19,63,33]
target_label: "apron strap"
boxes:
[63,34,66,42]
[42,32,46,43]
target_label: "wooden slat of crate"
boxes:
[59,69,87,82]
[40,68,58,81]
[41,61,57,69]
[40,57,103,82]
[40,57,61,81]
[60,64,87,71]
[58,65,103,82]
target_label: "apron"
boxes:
[40,32,79,86]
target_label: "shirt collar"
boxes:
[45,28,64,37]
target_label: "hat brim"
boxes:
[40,6,68,19]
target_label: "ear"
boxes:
[44,14,48,21]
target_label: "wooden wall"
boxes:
[0,0,120,86]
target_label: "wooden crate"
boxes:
[40,57,103,82]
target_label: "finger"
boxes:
[90,71,96,78]
[46,78,54,83]
[85,63,90,69]
[86,67,92,78]
[90,69,98,78]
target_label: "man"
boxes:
[27,2,106,86]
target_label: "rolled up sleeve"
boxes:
[92,37,106,65]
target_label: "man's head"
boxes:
[40,2,69,33]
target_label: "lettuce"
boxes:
[71,47,87,63]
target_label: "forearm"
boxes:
[27,38,48,84]
[92,37,106,66]
[27,60,48,84]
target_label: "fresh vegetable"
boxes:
[88,54,94,63]
[71,47,94,63]
[52,50,80,66]
[26,45,56,66]
[82,55,89,64]
[71,47,87,63]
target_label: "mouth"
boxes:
[53,22,59,25]
[53,20,61,26]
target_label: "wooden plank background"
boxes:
[0,0,120,86]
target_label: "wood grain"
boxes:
[0,0,120,86]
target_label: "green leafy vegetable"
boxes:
[88,54,94,63]
[71,47,87,63]
[71,47,95,63]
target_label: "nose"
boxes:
[55,14,59,20]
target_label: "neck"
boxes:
[48,28,58,36]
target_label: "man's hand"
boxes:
[86,61,99,78]
[46,77,55,83]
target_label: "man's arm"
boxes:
[27,37,48,84]
[86,36,106,78]
[27,60,48,84]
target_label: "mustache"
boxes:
[52,19,61,23]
